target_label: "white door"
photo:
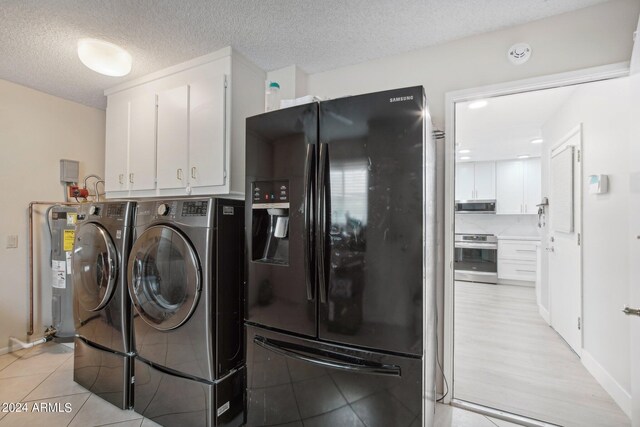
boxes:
[157,85,189,190]
[189,73,226,189]
[129,93,157,191]
[629,21,640,426]
[496,160,524,214]
[548,127,582,354]
[474,161,496,200]
[523,157,542,214]
[455,162,475,200]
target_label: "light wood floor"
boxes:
[454,281,630,427]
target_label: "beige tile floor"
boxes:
[0,343,160,427]
[0,341,519,427]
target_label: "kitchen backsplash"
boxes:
[455,214,540,237]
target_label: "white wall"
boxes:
[540,77,632,414]
[306,0,640,130]
[0,79,105,353]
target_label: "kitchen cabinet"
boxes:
[498,238,539,283]
[104,93,156,192]
[104,47,265,199]
[455,161,495,201]
[496,158,541,214]
[156,74,226,192]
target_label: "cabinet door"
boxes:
[474,161,496,200]
[496,160,524,214]
[189,74,226,188]
[157,85,189,190]
[523,158,541,214]
[455,162,475,201]
[104,97,129,192]
[129,93,157,191]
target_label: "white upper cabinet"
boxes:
[189,73,226,189]
[128,93,157,191]
[104,97,129,192]
[523,158,541,214]
[474,161,496,200]
[157,85,189,190]
[497,160,524,214]
[455,161,495,201]
[496,158,541,214]
[103,47,265,199]
[455,162,475,200]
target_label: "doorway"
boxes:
[442,63,633,427]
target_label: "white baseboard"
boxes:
[581,349,632,418]
[538,304,551,325]
[0,346,9,356]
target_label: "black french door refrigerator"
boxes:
[245,86,436,426]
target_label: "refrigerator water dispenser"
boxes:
[251,181,289,265]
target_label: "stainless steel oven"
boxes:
[454,234,498,284]
[454,200,496,214]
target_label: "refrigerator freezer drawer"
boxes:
[246,324,423,427]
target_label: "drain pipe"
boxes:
[27,201,76,336]
[10,327,57,350]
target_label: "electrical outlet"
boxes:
[6,234,18,248]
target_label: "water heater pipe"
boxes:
[27,201,76,336]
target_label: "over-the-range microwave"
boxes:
[454,200,496,214]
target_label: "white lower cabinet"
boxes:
[498,239,539,283]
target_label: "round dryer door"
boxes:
[72,223,118,312]
[128,225,201,331]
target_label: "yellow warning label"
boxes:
[63,230,75,251]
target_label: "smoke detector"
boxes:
[508,43,532,65]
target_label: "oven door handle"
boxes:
[454,243,497,249]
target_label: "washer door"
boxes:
[128,225,201,331]
[73,223,118,312]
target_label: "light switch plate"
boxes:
[6,234,18,248]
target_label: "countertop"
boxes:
[497,235,541,241]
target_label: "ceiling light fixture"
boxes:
[458,149,471,154]
[468,100,488,110]
[530,138,544,144]
[460,156,471,160]
[518,155,530,159]
[77,38,132,77]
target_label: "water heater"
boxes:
[50,206,78,342]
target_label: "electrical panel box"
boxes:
[60,159,79,183]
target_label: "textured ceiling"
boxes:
[0,0,610,109]
[455,85,577,162]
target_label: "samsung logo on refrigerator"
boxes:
[390,95,414,103]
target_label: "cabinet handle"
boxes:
[118,174,124,185]
[191,167,197,179]
[177,168,183,180]
[516,269,536,273]
[129,173,134,183]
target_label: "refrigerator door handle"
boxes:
[303,143,315,301]
[317,142,328,303]
[254,336,401,377]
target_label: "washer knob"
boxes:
[157,204,170,216]
[89,206,100,216]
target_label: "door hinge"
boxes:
[577,233,581,246]
[577,150,581,162]
[578,317,581,330]
[224,76,228,88]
